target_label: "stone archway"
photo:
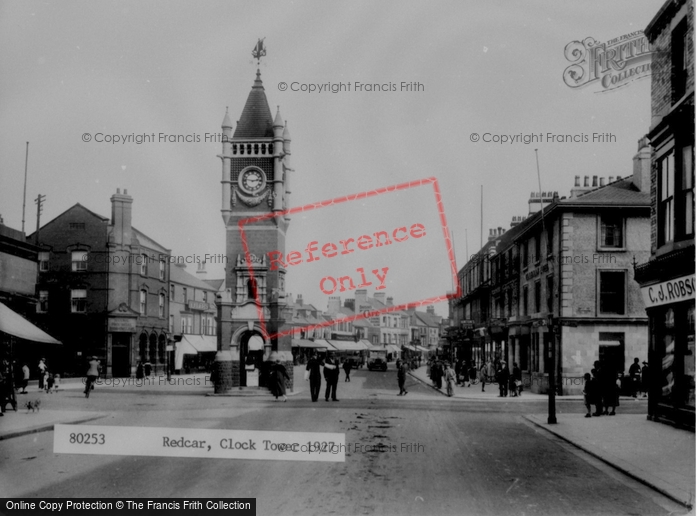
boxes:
[237,330,265,386]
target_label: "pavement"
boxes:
[525,414,695,509]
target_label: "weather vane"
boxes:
[252,38,266,66]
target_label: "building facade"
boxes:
[634,0,695,429]
[33,191,171,377]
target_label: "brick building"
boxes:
[32,190,171,377]
[634,0,695,428]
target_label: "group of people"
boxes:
[582,357,648,417]
[302,352,342,402]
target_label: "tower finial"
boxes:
[252,38,266,66]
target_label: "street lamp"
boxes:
[547,313,556,424]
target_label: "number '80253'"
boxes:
[69,432,105,445]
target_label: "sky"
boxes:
[0,0,664,318]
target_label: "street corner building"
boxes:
[30,190,172,378]
[451,146,653,396]
[634,0,695,429]
[213,65,295,393]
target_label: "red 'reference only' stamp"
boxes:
[239,177,461,340]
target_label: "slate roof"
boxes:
[559,176,650,206]
[233,70,274,138]
[170,265,218,291]
[203,278,225,291]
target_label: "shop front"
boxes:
[639,273,695,429]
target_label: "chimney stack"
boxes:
[374,292,386,304]
[426,306,435,315]
[355,289,368,306]
[327,296,341,314]
[296,294,303,306]
[110,188,133,246]
[632,137,651,193]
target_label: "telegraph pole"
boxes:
[22,142,29,234]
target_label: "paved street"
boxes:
[0,368,688,516]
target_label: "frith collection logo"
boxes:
[563,30,652,93]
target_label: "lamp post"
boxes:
[547,313,557,424]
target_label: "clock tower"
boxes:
[214,53,293,392]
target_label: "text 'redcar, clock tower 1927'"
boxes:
[214,45,293,393]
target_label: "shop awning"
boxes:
[326,340,367,352]
[174,339,198,370]
[0,302,61,344]
[386,344,402,355]
[415,345,430,352]
[359,340,373,349]
[181,335,217,353]
[292,339,328,349]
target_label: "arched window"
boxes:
[140,290,147,315]
[149,333,157,363]
[71,250,88,271]
[247,278,257,300]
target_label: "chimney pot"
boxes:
[600,177,606,186]
[117,188,121,194]
[574,175,580,187]
[124,189,128,195]
[592,176,598,187]
[617,176,622,180]
[583,176,589,187]
[609,176,614,184]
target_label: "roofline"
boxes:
[27,203,109,239]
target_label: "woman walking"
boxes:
[444,362,457,397]
[270,357,290,402]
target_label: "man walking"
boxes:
[323,352,340,402]
[397,359,408,395]
[306,352,322,402]
[629,358,641,398]
[342,359,352,382]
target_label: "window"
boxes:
[522,285,529,316]
[159,293,165,317]
[69,222,85,230]
[600,215,623,248]
[546,225,554,256]
[659,153,675,245]
[140,254,148,276]
[71,250,87,271]
[203,291,208,304]
[39,252,49,272]
[169,315,174,333]
[599,271,625,315]
[534,281,541,313]
[181,315,193,334]
[38,290,49,313]
[671,18,690,102]
[546,275,554,313]
[140,289,147,315]
[534,234,541,263]
[183,287,188,302]
[522,242,529,268]
[170,284,174,301]
[681,145,694,238]
[159,259,165,280]
[71,289,87,313]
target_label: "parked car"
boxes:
[367,349,388,372]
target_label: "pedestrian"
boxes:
[20,363,30,394]
[144,360,152,377]
[306,352,322,402]
[435,360,444,390]
[444,362,457,397]
[602,361,619,416]
[84,356,100,398]
[468,361,477,387]
[342,359,352,382]
[396,359,408,395]
[480,362,488,392]
[511,362,522,396]
[38,358,47,390]
[270,357,290,402]
[590,369,603,416]
[629,358,641,398]
[497,362,509,397]
[323,352,340,402]
[641,361,649,398]
[583,372,593,417]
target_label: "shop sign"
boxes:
[107,317,137,332]
[187,300,211,311]
[641,274,695,308]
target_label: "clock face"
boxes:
[240,168,265,193]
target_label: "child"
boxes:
[583,372,592,417]
[43,371,51,393]
[52,374,60,393]
[45,373,55,393]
